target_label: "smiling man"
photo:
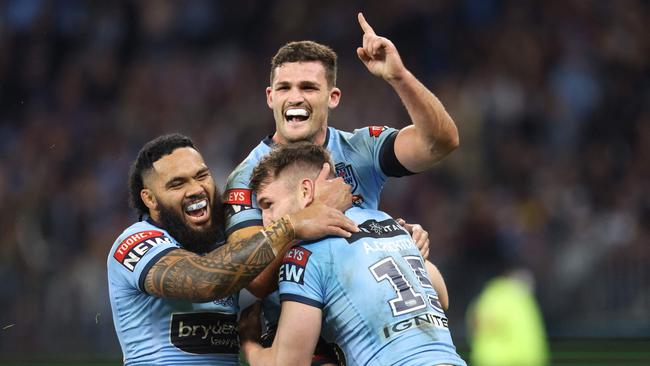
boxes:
[238,143,466,366]
[107,134,357,365]
[223,13,458,364]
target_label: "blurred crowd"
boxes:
[0,0,647,360]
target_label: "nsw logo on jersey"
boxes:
[279,247,312,285]
[224,189,254,218]
[335,162,358,191]
[345,218,409,244]
[113,230,172,271]
[368,125,388,137]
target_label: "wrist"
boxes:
[385,69,412,85]
[262,215,295,256]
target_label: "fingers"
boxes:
[358,12,375,35]
[316,163,330,182]
[357,47,371,63]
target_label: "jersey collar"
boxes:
[262,127,331,148]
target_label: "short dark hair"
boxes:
[250,142,334,193]
[270,41,338,87]
[128,133,196,216]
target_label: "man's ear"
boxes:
[266,86,273,109]
[299,178,316,206]
[328,87,341,109]
[141,189,157,212]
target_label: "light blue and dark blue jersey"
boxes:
[223,125,412,236]
[278,207,466,366]
[223,125,414,339]
[107,219,239,365]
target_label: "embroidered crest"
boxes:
[335,162,358,191]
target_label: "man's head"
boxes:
[268,41,341,145]
[250,142,334,226]
[128,133,223,253]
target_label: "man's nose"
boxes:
[186,180,204,197]
[286,87,305,104]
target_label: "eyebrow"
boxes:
[301,80,319,87]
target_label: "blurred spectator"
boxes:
[466,262,549,366]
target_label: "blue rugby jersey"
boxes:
[223,125,406,236]
[278,207,466,366]
[223,125,412,333]
[107,219,239,365]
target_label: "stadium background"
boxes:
[0,0,648,364]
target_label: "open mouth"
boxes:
[184,199,209,223]
[284,108,310,123]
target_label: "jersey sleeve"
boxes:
[351,126,414,179]
[278,244,329,309]
[223,158,263,236]
[107,228,178,293]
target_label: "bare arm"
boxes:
[232,225,287,299]
[357,12,459,172]
[240,301,321,366]
[426,260,449,311]
[145,202,357,301]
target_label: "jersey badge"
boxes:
[279,247,312,285]
[368,125,388,137]
[335,162,358,192]
[113,230,172,271]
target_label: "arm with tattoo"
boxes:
[145,216,295,302]
[144,202,357,302]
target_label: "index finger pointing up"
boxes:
[358,12,376,35]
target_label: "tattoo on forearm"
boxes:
[262,215,295,255]
[144,217,295,301]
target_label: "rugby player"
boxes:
[107,134,356,365]
[238,143,466,366]
[223,13,458,363]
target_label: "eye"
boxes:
[169,182,184,189]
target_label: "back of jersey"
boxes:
[278,207,466,366]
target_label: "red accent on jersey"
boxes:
[283,247,312,267]
[224,189,252,205]
[368,125,386,137]
[113,230,164,262]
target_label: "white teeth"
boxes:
[285,108,309,118]
[185,199,207,212]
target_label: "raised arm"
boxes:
[357,12,459,172]
[144,201,356,302]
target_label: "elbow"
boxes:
[444,118,460,152]
[431,124,459,158]
[445,128,460,153]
